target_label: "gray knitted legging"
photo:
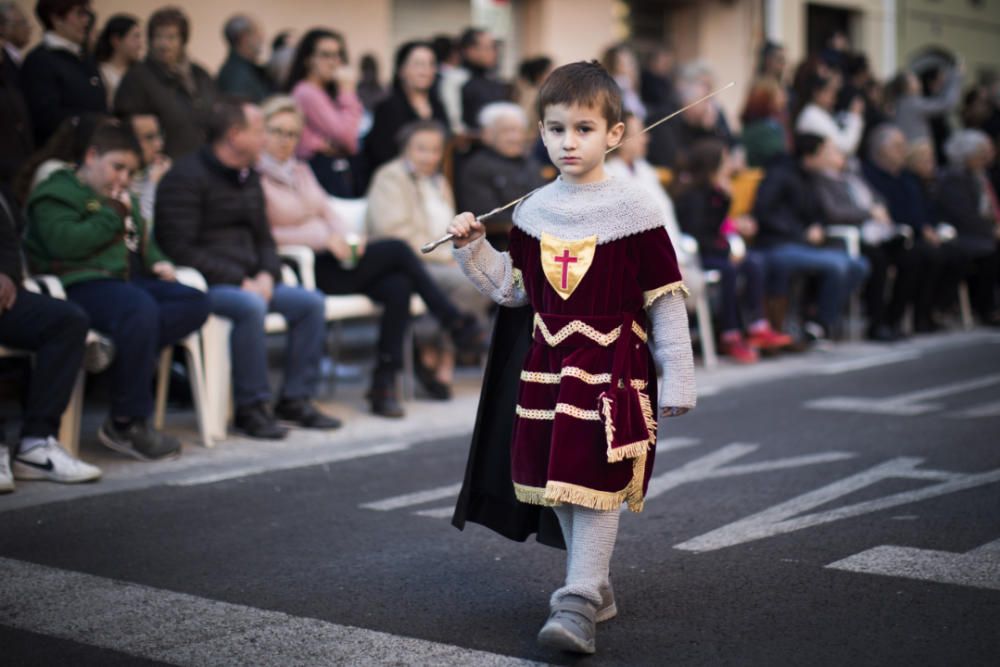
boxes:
[551,505,621,607]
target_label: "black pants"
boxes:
[0,289,89,444]
[314,239,462,377]
[861,239,920,331]
[913,240,970,323]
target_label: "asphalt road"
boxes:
[1,335,998,666]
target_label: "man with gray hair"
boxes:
[217,14,273,102]
[455,101,544,250]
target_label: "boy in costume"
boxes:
[447,61,697,654]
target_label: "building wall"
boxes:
[515,0,618,67]
[898,0,1000,79]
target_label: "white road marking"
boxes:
[171,442,413,487]
[805,373,1000,416]
[674,458,1000,553]
[360,482,463,511]
[414,506,458,519]
[645,443,856,501]
[656,437,702,451]
[0,557,542,667]
[826,539,1000,591]
[813,350,923,375]
[949,400,1000,419]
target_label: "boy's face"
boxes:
[539,103,625,184]
[81,148,139,197]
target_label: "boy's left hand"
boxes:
[662,407,690,418]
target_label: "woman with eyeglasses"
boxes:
[257,96,482,417]
[284,29,364,197]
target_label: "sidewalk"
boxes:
[3,328,997,513]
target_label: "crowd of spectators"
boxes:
[1,1,999,490]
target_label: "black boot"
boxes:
[234,402,288,440]
[367,368,405,418]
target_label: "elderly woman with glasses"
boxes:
[256,96,482,417]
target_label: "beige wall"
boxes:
[516,0,617,67]
[898,0,1000,78]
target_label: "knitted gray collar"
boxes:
[512,175,664,244]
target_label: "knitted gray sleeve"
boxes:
[452,236,529,307]
[647,292,697,410]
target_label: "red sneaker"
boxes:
[720,336,759,364]
[747,326,793,350]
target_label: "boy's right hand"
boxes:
[448,212,485,249]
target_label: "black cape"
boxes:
[451,304,566,549]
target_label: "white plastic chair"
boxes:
[827,225,864,340]
[678,234,718,369]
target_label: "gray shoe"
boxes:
[0,446,14,493]
[537,594,597,654]
[597,581,617,623]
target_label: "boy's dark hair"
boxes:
[536,60,623,128]
[207,96,251,144]
[147,6,189,46]
[793,133,826,160]
[35,0,90,31]
[396,119,446,150]
[85,121,142,158]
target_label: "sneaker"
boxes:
[0,446,14,493]
[537,594,597,654]
[12,437,102,483]
[720,335,759,364]
[234,402,289,440]
[98,418,181,461]
[596,581,617,623]
[747,325,793,351]
[274,398,342,430]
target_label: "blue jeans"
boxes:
[67,278,210,419]
[761,243,870,330]
[700,250,768,333]
[207,284,325,408]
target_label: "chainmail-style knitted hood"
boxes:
[512,175,665,244]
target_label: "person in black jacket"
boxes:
[0,184,98,491]
[20,0,107,146]
[363,40,449,182]
[155,98,341,439]
[454,102,543,251]
[217,14,273,103]
[459,28,510,131]
[0,45,32,188]
[114,6,217,159]
[752,133,869,339]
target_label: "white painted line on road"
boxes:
[656,437,702,451]
[949,400,1000,419]
[805,373,1000,416]
[414,506,458,519]
[645,443,856,501]
[674,458,1000,553]
[360,482,463,511]
[813,350,923,375]
[170,442,412,487]
[0,557,542,667]
[826,539,1000,591]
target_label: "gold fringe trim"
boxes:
[514,482,552,506]
[607,439,651,464]
[631,320,649,343]
[600,394,616,460]
[520,367,649,389]
[544,481,629,512]
[516,405,554,420]
[512,268,524,292]
[643,281,690,309]
[515,403,602,421]
[602,389,657,464]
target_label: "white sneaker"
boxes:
[12,437,102,483]
[0,446,14,493]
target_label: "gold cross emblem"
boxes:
[540,232,597,300]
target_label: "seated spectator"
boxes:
[13,113,110,205]
[0,1,32,74]
[795,74,864,156]
[886,65,962,145]
[155,98,340,439]
[94,14,142,107]
[864,125,967,331]
[740,77,790,168]
[0,42,32,188]
[366,120,491,396]
[674,138,791,362]
[647,75,734,169]
[364,40,448,181]
[357,53,386,112]
[937,129,1000,324]
[23,122,209,460]
[1,183,97,491]
[811,139,919,341]
[454,102,544,250]
[752,133,869,341]
[114,6,217,159]
[128,113,170,222]
[604,112,706,324]
[257,96,481,417]
[21,0,107,146]
[217,14,273,103]
[459,28,510,131]
[602,43,646,121]
[285,28,363,197]
[514,55,552,130]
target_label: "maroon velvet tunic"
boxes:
[507,224,683,512]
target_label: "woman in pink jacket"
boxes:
[285,29,363,197]
[257,96,481,417]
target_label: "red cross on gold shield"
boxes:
[540,232,597,300]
